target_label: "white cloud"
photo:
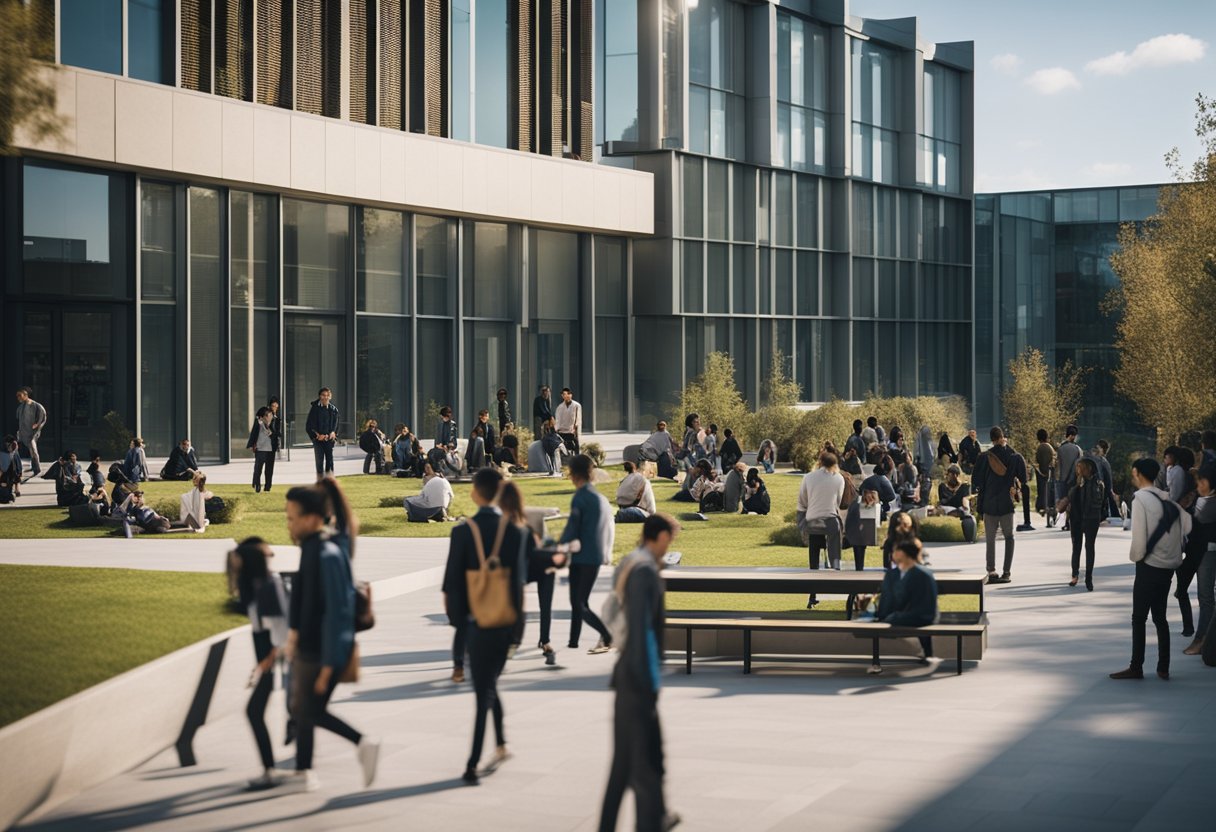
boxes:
[1086,162,1132,178]
[990,53,1022,74]
[1024,67,1081,95]
[1085,33,1208,75]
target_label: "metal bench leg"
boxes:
[846,594,855,620]
[872,638,880,669]
[744,629,751,675]
[686,628,692,675]
[957,634,963,675]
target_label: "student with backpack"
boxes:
[598,513,681,832]
[228,537,290,791]
[1110,458,1192,681]
[283,478,380,791]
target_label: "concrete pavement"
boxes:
[14,521,1216,831]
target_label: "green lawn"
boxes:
[0,565,245,727]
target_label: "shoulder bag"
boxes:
[465,517,517,628]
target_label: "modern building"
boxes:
[1,0,973,462]
[598,0,975,427]
[975,184,1162,443]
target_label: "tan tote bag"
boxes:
[465,517,517,628]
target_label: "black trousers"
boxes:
[247,665,275,769]
[569,564,611,647]
[1021,484,1032,526]
[312,441,335,476]
[1131,561,1173,673]
[1175,549,1202,635]
[558,432,580,455]
[1035,472,1050,512]
[1070,520,1100,579]
[452,619,468,670]
[851,545,867,571]
[253,451,275,491]
[291,658,362,770]
[363,450,384,474]
[512,571,555,646]
[599,685,666,832]
[466,624,513,771]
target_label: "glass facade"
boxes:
[688,0,745,158]
[922,63,963,193]
[851,39,899,184]
[776,11,828,172]
[61,0,174,84]
[597,0,639,145]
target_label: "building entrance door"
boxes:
[285,315,346,447]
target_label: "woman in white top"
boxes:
[229,537,290,790]
[180,472,211,531]
[615,461,657,522]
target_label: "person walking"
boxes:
[442,468,526,784]
[228,537,290,791]
[305,388,339,480]
[1056,425,1082,531]
[1110,458,1191,680]
[498,481,568,665]
[598,513,682,832]
[558,454,616,653]
[283,478,379,791]
[247,407,279,492]
[973,427,1018,584]
[797,451,846,608]
[532,385,553,438]
[14,387,47,479]
[1061,458,1104,590]
[958,428,980,475]
[1034,429,1057,526]
[555,388,582,456]
[1181,463,1216,656]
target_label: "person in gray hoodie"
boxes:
[15,387,47,478]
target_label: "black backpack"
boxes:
[107,462,128,484]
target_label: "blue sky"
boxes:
[849,0,1216,192]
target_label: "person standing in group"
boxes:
[797,451,846,608]
[957,428,980,475]
[1013,448,1034,532]
[436,405,459,451]
[1110,458,1191,680]
[861,417,879,447]
[305,388,339,481]
[681,414,705,471]
[973,427,1018,584]
[844,488,881,571]
[558,454,616,653]
[598,513,682,832]
[267,397,285,454]
[283,478,380,791]
[228,537,290,791]
[1056,425,1082,531]
[14,387,47,479]
[1034,429,1057,526]
[555,388,582,456]
[247,408,278,493]
[1061,458,1105,590]
[442,468,526,785]
[124,437,149,483]
[720,428,743,471]
[497,481,569,665]
[533,385,553,439]
[496,388,512,434]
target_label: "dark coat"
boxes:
[876,564,939,627]
[973,443,1018,517]
[164,447,199,477]
[533,395,553,423]
[1066,476,1107,525]
[306,400,339,442]
[441,508,529,628]
[247,419,280,452]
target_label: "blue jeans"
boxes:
[616,506,647,523]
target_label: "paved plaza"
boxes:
[9,520,1215,832]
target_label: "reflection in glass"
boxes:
[594,237,628,316]
[190,188,225,460]
[129,0,173,84]
[474,0,508,147]
[464,222,513,318]
[416,215,456,316]
[141,182,177,300]
[598,0,639,143]
[61,0,122,75]
[595,317,627,429]
[359,209,406,314]
[231,192,278,454]
[451,0,471,141]
[286,315,346,444]
[284,200,349,309]
[141,304,177,455]
[358,317,409,429]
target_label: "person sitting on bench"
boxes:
[615,461,656,522]
[161,438,201,481]
[404,463,453,522]
[180,471,211,532]
[870,538,939,674]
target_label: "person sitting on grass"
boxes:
[869,537,939,674]
[722,461,747,514]
[720,428,743,471]
[0,435,22,501]
[119,490,171,533]
[180,471,212,532]
[690,460,725,513]
[742,468,770,515]
[161,438,201,481]
[466,424,487,471]
[404,463,454,522]
[616,461,657,523]
[359,420,388,475]
[495,423,521,469]
[757,439,777,475]
[55,450,89,507]
[672,460,704,503]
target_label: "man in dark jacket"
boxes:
[861,470,897,521]
[719,428,743,471]
[1056,425,1082,530]
[1034,429,1057,524]
[845,420,868,462]
[435,406,459,450]
[532,385,553,438]
[871,539,939,673]
[973,427,1018,583]
[161,439,200,481]
[305,387,339,480]
[496,388,511,433]
[958,429,980,474]
[598,513,680,832]
[477,410,498,460]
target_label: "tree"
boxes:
[0,0,62,154]
[1107,94,1216,444]
[677,352,751,443]
[763,348,802,408]
[1001,348,1086,457]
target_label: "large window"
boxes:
[358,209,407,314]
[140,181,180,456]
[474,0,508,147]
[922,63,962,193]
[230,192,279,455]
[60,0,122,75]
[688,0,745,158]
[597,0,639,144]
[357,316,409,430]
[416,215,456,316]
[851,39,899,184]
[189,187,225,460]
[284,200,349,310]
[594,237,628,429]
[451,0,472,141]
[527,230,582,401]
[777,11,827,171]
[463,221,516,319]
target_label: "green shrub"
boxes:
[206,494,245,525]
[916,515,983,543]
[98,411,134,459]
[768,523,804,547]
[583,442,606,467]
[860,395,969,446]
[678,352,752,447]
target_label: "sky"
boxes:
[849,0,1216,192]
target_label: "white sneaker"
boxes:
[357,737,381,788]
[867,664,884,675]
[284,770,319,792]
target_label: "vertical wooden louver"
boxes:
[349,0,370,123]
[408,0,447,136]
[537,0,564,157]
[509,0,534,152]
[216,0,253,100]
[379,0,404,130]
[322,0,342,117]
[573,0,592,160]
[295,0,324,114]
[257,0,293,108]
[182,0,214,93]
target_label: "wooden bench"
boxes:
[667,615,988,676]
[662,567,988,615]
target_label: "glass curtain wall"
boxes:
[140,181,180,456]
[851,39,899,184]
[776,11,828,172]
[464,221,517,420]
[357,207,410,431]
[688,0,745,158]
[526,229,582,406]
[597,0,639,146]
[416,216,457,421]
[189,187,225,459]
[922,63,962,193]
[61,0,175,84]
[230,192,279,457]
[594,236,628,429]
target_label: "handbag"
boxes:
[339,642,361,683]
[465,517,517,628]
[354,580,375,631]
